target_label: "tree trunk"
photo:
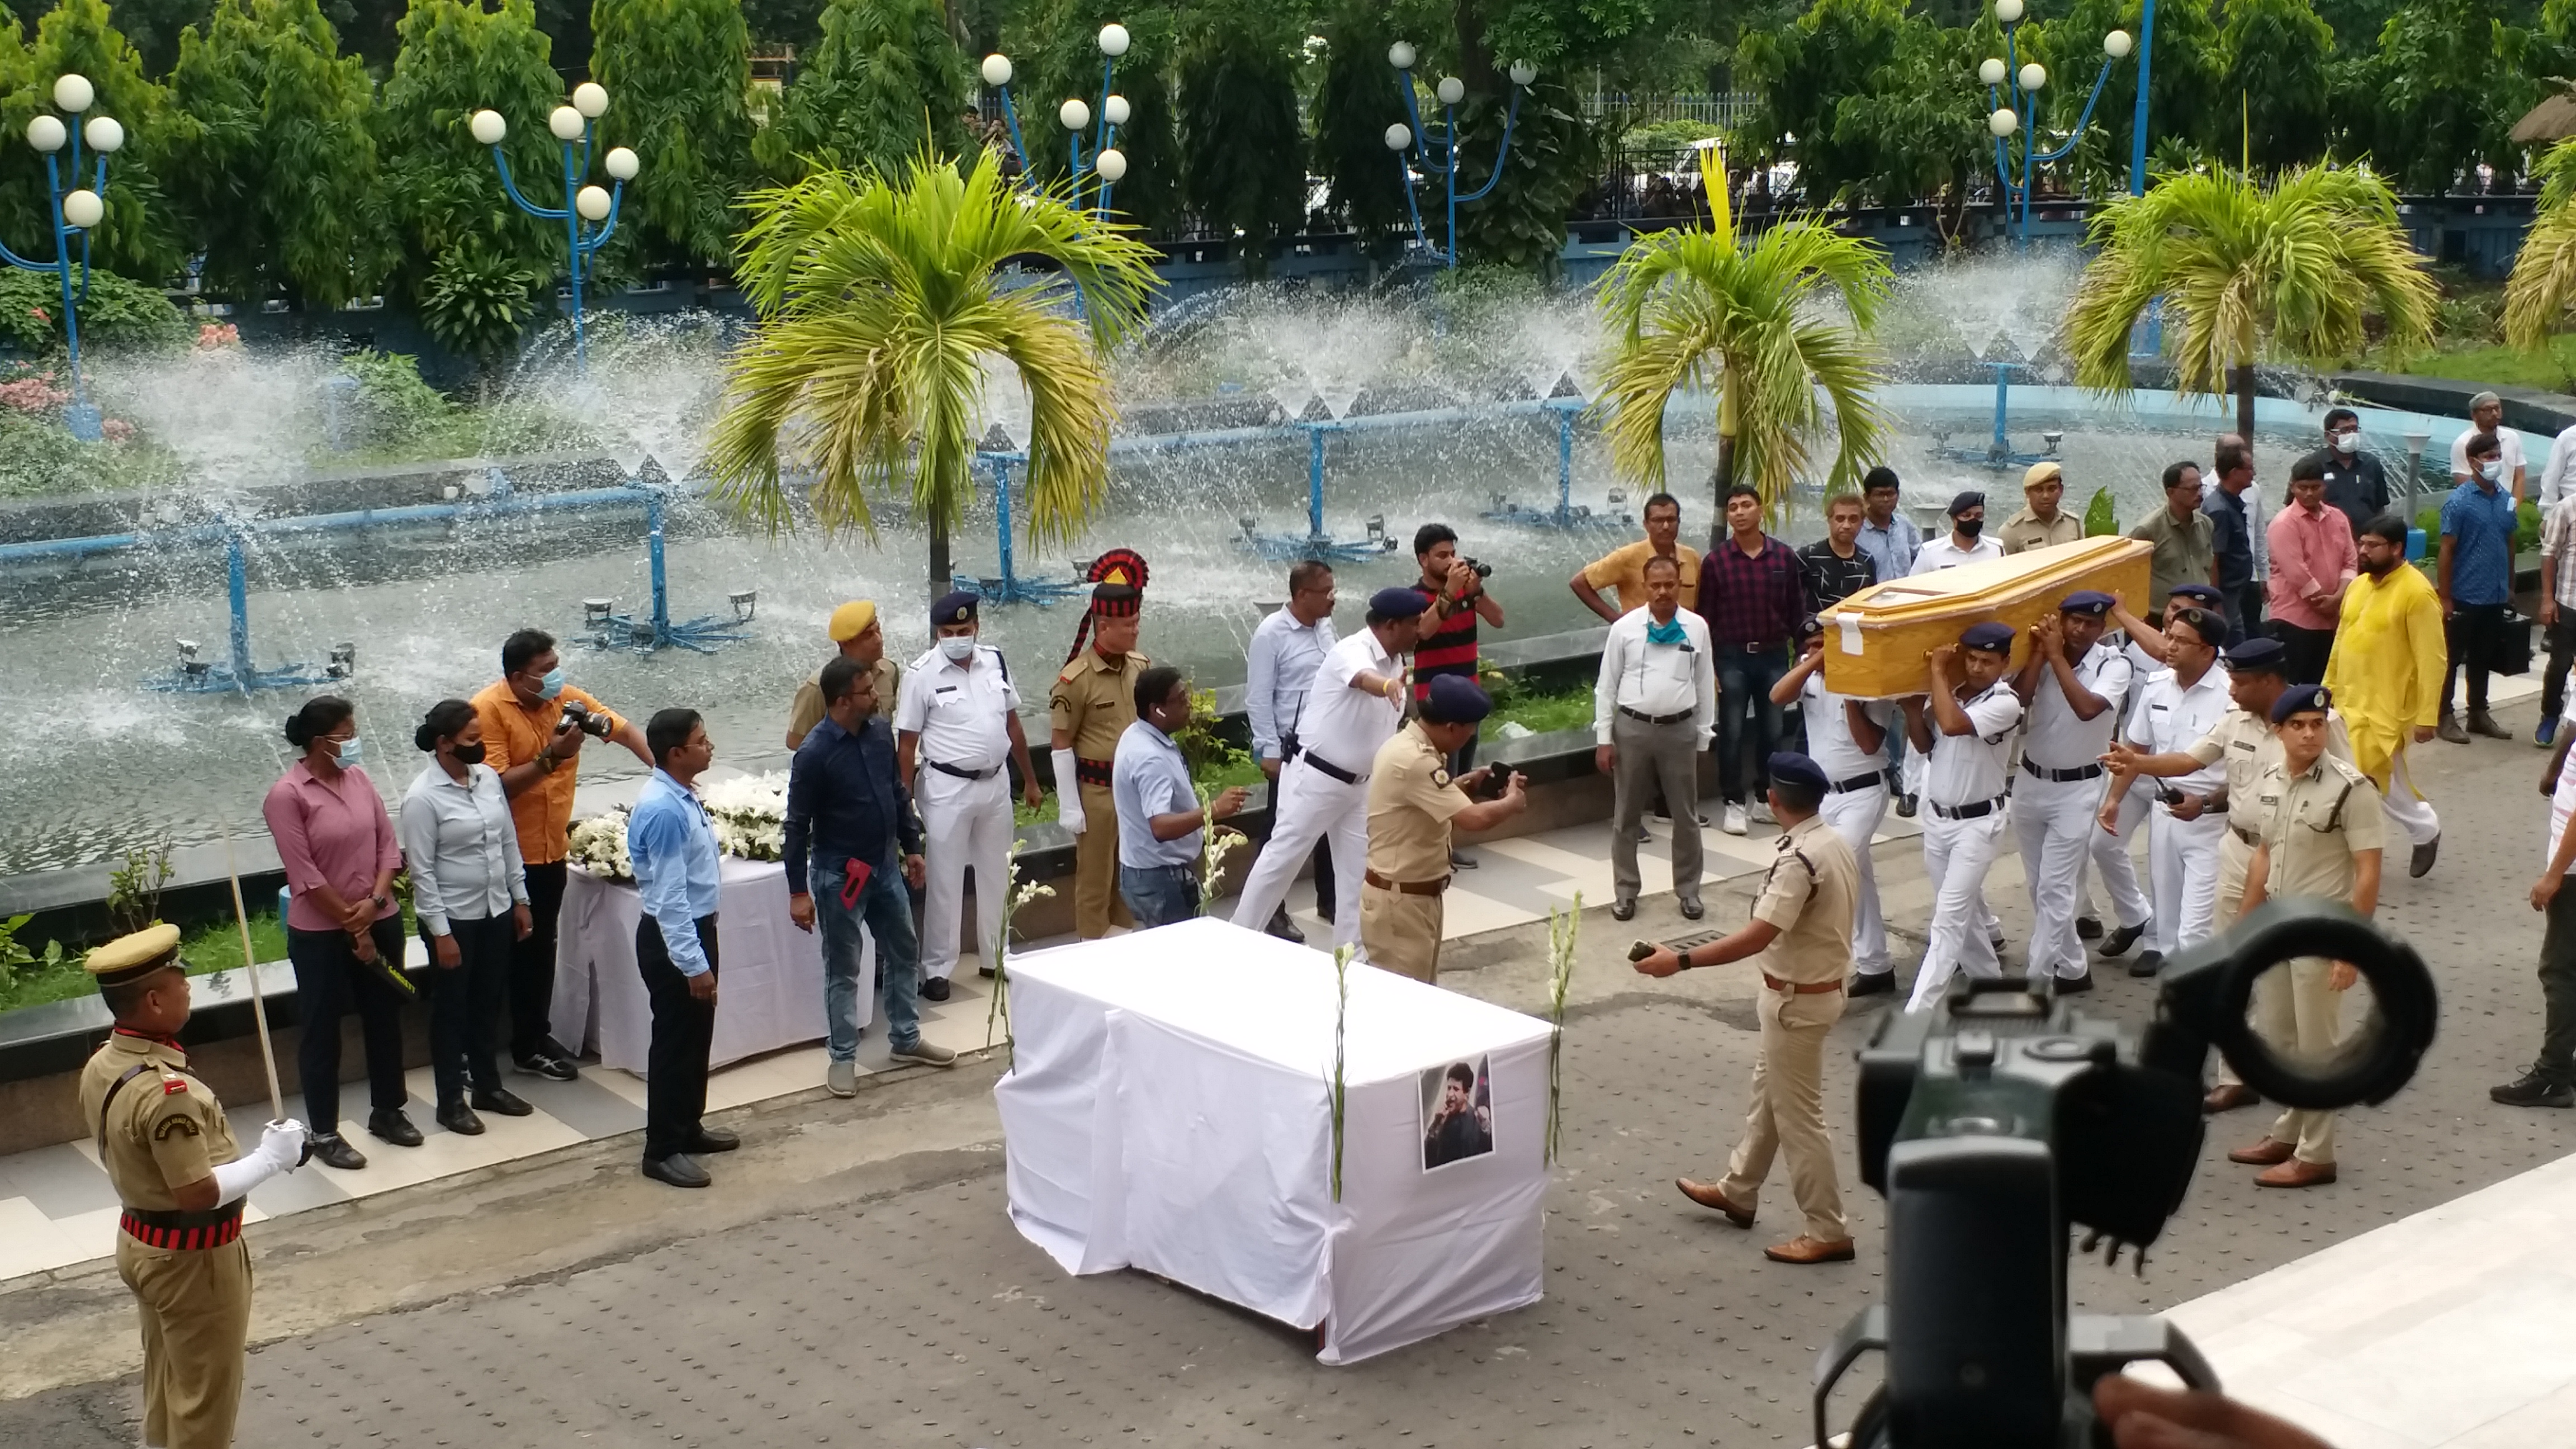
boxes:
[2232,362,2256,446]
[1710,427,1739,547]
[929,515,952,595]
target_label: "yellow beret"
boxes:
[86,922,182,986]
[2023,460,2064,490]
[828,600,878,642]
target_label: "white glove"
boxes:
[1053,749,1086,834]
[263,1117,310,1173]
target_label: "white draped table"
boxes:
[551,858,872,1074]
[996,916,1551,1365]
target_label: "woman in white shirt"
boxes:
[401,700,534,1136]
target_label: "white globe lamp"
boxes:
[25,115,65,153]
[469,108,506,145]
[982,53,1013,87]
[1384,122,1413,151]
[1095,148,1128,184]
[1388,41,1417,70]
[52,74,93,115]
[1989,107,2019,139]
[83,116,123,154]
[1436,76,1465,106]
[575,184,612,222]
[1058,98,1091,132]
[572,82,608,118]
[604,146,639,181]
[2105,30,2133,59]
[1104,94,1131,126]
[1978,58,2007,87]
[1098,23,1129,57]
[548,105,585,140]
[2019,62,2047,92]
[61,188,102,229]
[1995,0,2026,23]
[1508,61,1538,87]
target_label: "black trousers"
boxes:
[423,913,512,1107]
[2271,620,2336,686]
[637,913,718,1162]
[2544,618,2576,724]
[286,917,409,1137]
[2539,887,2576,1086]
[511,860,570,1060]
[2444,602,2508,715]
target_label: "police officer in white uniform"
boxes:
[1774,619,1897,993]
[1902,622,2024,1011]
[2083,581,2224,958]
[2011,590,2132,992]
[894,591,1043,999]
[1229,588,1429,948]
[2101,601,2232,978]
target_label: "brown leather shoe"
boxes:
[2227,1138,2296,1166]
[1764,1235,1857,1265]
[1675,1177,1755,1228]
[2255,1158,2337,1188]
[2204,1083,2260,1114]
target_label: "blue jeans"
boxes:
[1119,863,1200,930]
[815,851,922,1058]
[1712,642,1790,803]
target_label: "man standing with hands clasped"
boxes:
[1636,752,1858,1266]
[897,591,1041,1000]
[1594,553,1715,922]
[627,709,735,1190]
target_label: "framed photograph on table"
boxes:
[1420,1057,1495,1171]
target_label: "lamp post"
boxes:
[1980,0,2133,248]
[469,82,638,377]
[1381,45,1535,268]
[4,74,119,441]
[978,23,1134,216]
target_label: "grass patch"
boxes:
[0,903,416,1017]
[1484,681,1597,739]
[2373,338,2576,396]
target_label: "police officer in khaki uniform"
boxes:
[78,925,309,1449]
[785,599,901,749]
[1637,752,1860,1265]
[2228,684,2384,1189]
[1052,550,1150,938]
[1359,675,1528,981]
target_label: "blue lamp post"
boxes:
[4,74,119,441]
[1380,43,1535,268]
[978,23,1134,215]
[1981,0,2134,249]
[469,82,637,378]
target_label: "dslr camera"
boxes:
[1815,901,2437,1449]
[555,698,614,740]
[1457,556,1495,581]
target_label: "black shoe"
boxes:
[309,1132,366,1171]
[2075,916,2103,941]
[1989,934,2008,957]
[1679,898,1704,921]
[1266,906,1306,944]
[642,1153,710,1188]
[2052,970,2094,995]
[2490,1070,2576,1108]
[1612,898,1637,921]
[1846,971,1896,997]
[920,976,953,1002]
[1632,825,1652,842]
[978,964,997,978]
[2410,836,2438,879]
[436,1102,485,1136]
[471,1087,534,1117]
[368,1109,424,1147]
[681,1126,740,1154]
[2127,948,2165,979]
[1894,794,1918,819]
[1449,848,1478,870]
[514,1050,578,1082]
[2096,922,2147,959]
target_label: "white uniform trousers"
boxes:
[2379,744,2441,848]
[2077,777,2154,930]
[1817,783,1890,974]
[2014,773,2100,980]
[1909,809,2009,1011]
[1229,756,1368,948]
[2147,806,2227,958]
[918,768,1011,982]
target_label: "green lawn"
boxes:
[0,905,401,1016]
[2373,338,2576,396]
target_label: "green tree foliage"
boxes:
[0,0,181,280]
[1450,83,1599,272]
[1176,1,1304,275]
[2352,0,2539,196]
[754,0,969,182]
[1307,4,1409,249]
[0,262,185,351]
[161,0,385,308]
[590,0,755,266]
[107,0,214,77]
[1734,0,1907,197]
[1007,0,1178,235]
[2030,0,2222,195]
[2215,0,2337,175]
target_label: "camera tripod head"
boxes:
[1816,901,2437,1449]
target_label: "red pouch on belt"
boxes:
[840,858,872,908]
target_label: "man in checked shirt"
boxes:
[1701,481,1809,837]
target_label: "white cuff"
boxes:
[211,1153,280,1205]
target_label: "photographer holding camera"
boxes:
[1412,523,1505,870]
[472,628,655,1081]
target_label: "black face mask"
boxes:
[452,742,488,765]
[1953,517,1985,540]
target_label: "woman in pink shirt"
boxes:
[2266,458,2361,686]
[261,695,412,1170]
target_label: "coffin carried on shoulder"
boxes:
[1818,536,2152,699]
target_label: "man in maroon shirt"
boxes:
[1413,522,1505,868]
[1701,482,1807,836]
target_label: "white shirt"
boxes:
[1245,607,1338,763]
[1296,627,1407,779]
[1800,671,1889,783]
[1593,606,1716,746]
[1910,534,2006,574]
[2450,425,2528,490]
[2540,422,2576,509]
[894,643,1020,771]
[2023,642,2134,771]
[2123,664,2231,793]
[1922,679,2022,807]
[399,760,528,936]
[2550,702,2576,875]
[2244,485,2270,577]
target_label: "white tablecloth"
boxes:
[995,916,1551,1365]
[551,858,870,1074]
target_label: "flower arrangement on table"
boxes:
[567,806,634,880]
[563,772,794,882]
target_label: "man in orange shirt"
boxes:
[1570,491,1699,619]
[471,628,654,1080]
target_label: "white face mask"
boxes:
[2333,430,2359,454]
[939,634,976,662]
[2479,460,2505,483]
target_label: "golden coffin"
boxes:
[1817,537,2153,698]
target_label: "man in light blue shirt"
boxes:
[1853,465,1919,813]
[1112,666,1249,929]
[1243,561,1340,939]
[626,708,733,1189]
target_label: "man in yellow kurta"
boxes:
[2321,514,2445,878]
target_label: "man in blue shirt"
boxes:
[2439,430,2523,744]
[1853,467,1919,814]
[787,656,955,1099]
[1112,666,1249,929]
[2202,435,2259,645]
[1244,562,1340,939]
[627,708,732,1189]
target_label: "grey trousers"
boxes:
[1611,712,1704,906]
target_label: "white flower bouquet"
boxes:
[703,771,789,862]
[567,807,634,881]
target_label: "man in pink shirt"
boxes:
[2266,456,2360,686]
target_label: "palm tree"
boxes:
[2065,164,2438,442]
[2505,139,2576,362]
[1594,148,1892,524]
[707,148,1162,589]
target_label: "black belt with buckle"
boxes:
[1930,794,2006,821]
[1828,770,1884,794]
[120,1202,245,1251]
[927,759,999,780]
[1618,705,1693,726]
[1302,752,1361,785]
[2231,823,2260,845]
[2020,758,2105,783]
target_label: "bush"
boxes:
[333,349,456,449]
[0,269,190,357]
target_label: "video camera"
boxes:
[555,698,614,740]
[1815,901,2438,1449]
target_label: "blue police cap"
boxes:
[931,589,979,627]
[1948,490,1987,517]
[1422,674,1491,724]
[2270,684,2331,725]
[1368,586,1432,619]
[2167,582,2223,606]
[2223,636,2286,672]
[1766,752,1830,794]
[1961,621,2015,653]
[2059,590,2114,616]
